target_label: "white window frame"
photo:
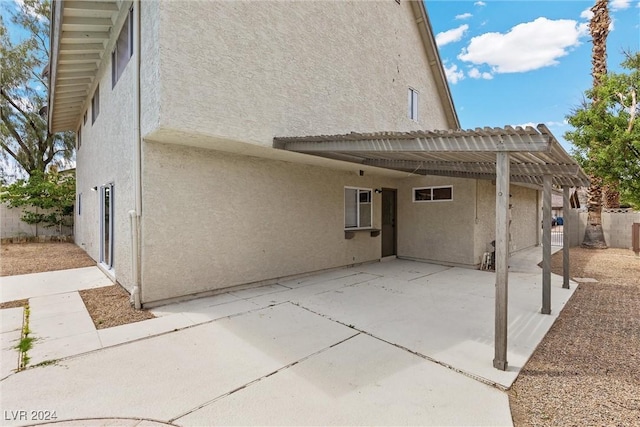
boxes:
[344,187,373,230]
[408,87,418,121]
[413,185,453,203]
[111,7,134,88]
[99,183,114,269]
[91,85,100,124]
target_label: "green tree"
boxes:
[0,169,75,235]
[566,52,640,208]
[0,0,75,180]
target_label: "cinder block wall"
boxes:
[0,203,73,238]
[571,210,640,249]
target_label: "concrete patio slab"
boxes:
[0,303,356,426]
[177,333,512,426]
[1,306,24,333]
[29,303,96,341]
[152,298,260,324]
[298,262,576,388]
[98,314,194,348]
[0,267,112,303]
[28,331,102,366]
[1,329,21,379]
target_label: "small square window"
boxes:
[413,186,453,203]
[408,88,418,121]
[91,85,100,124]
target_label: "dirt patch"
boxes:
[509,248,640,426]
[1,242,155,329]
[0,243,95,276]
[79,285,155,329]
[0,299,28,309]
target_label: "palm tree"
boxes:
[582,0,609,248]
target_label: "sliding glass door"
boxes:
[100,183,114,269]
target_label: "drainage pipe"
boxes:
[130,0,143,309]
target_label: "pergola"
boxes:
[275,124,589,371]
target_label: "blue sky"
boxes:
[425,0,639,151]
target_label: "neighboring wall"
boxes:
[1,203,72,239]
[569,210,640,249]
[145,0,450,150]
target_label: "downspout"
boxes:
[130,0,143,309]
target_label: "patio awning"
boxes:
[274,124,589,187]
[276,123,584,371]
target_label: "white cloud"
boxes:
[455,13,473,20]
[14,0,44,21]
[458,18,586,73]
[611,0,631,10]
[580,8,593,20]
[435,24,469,47]
[474,1,486,6]
[444,63,464,84]
[511,122,538,129]
[468,67,493,80]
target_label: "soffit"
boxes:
[49,0,131,132]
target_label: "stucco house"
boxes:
[48,0,588,320]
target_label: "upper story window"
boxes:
[91,85,100,124]
[413,186,453,202]
[345,187,373,229]
[408,88,418,121]
[76,126,82,150]
[112,7,134,88]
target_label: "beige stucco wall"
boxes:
[397,176,477,265]
[474,181,539,264]
[73,11,143,290]
[140,142,398,304]
[145,0,450,149]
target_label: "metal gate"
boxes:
[551,225,563,246]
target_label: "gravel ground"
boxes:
[0,242,95,276]
[1,242,155,328]
[509,247,640,426]
[79,285,155,329]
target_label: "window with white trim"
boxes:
[91,85,100,124]
[76,126,81,150]
[112,7,134,88]
[408,88,418,121]
[413,186,453,202]
[345,187,372,229]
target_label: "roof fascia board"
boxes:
[411,1,460,129]
[362,159,580,176]
[283,135,552,153]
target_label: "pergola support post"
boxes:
[562,186,570,289]
[542,174,552,314]
[493,152,510,371]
